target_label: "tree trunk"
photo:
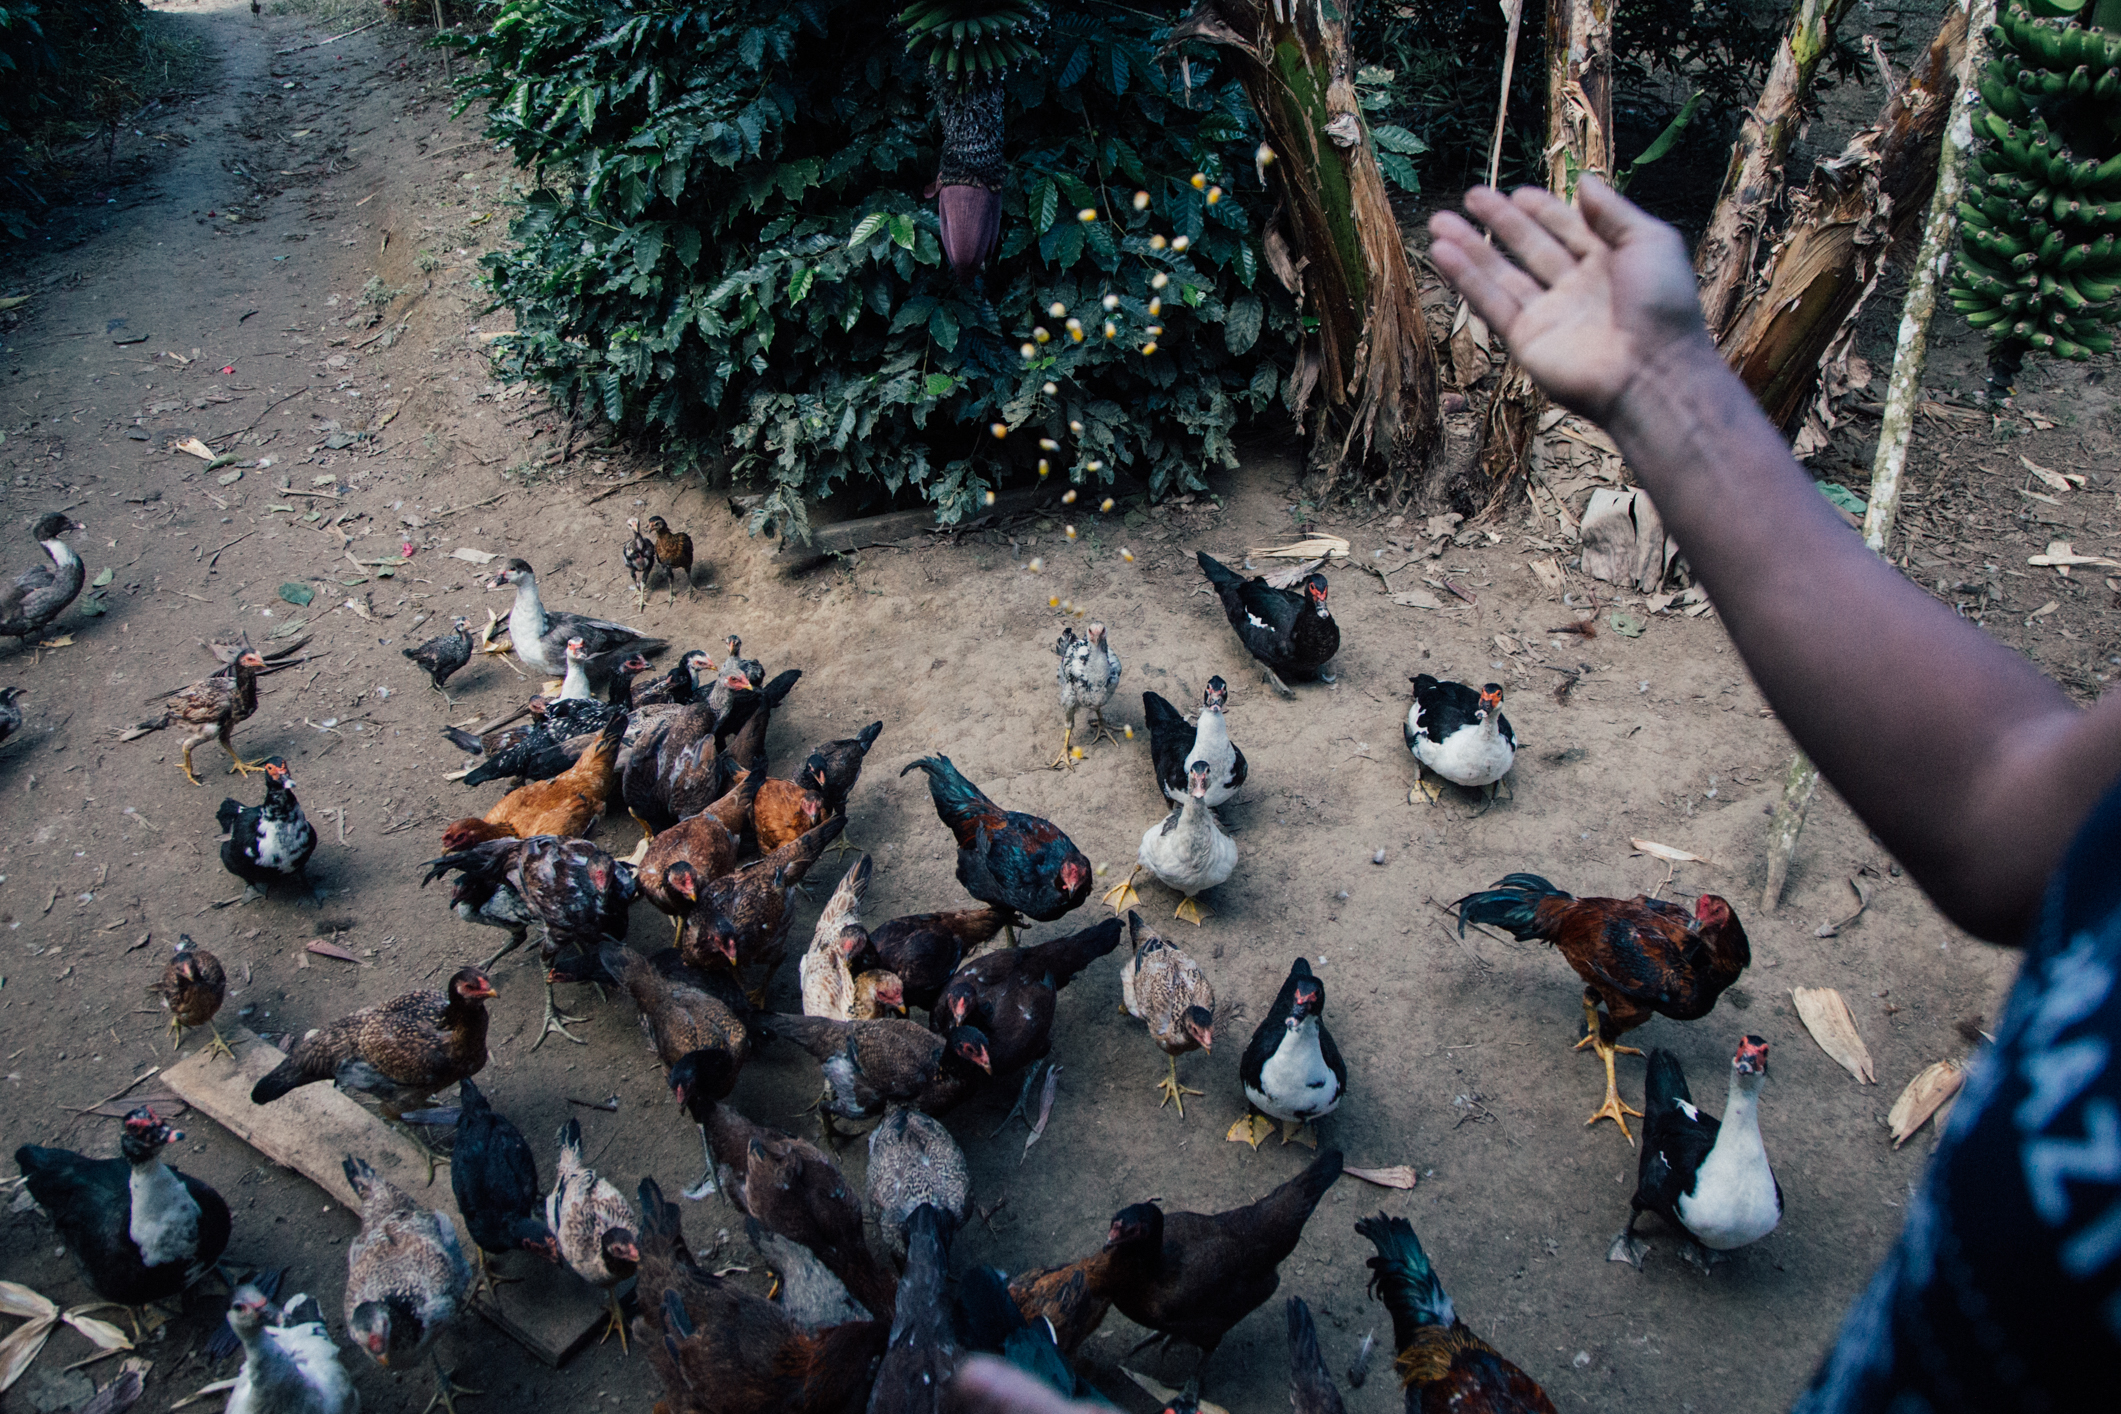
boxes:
[1171,0,1440,498]
[1717,7,1967,434]
[1694,0,1858,336]
[1477,0,1613,505]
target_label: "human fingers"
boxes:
[1575,174,1664,254]
[1464,184,1583,287]
[1517,182,1604,260]
[1429,210,1547,304]
[947,1356,1092,1414]
[1428,213,1526,331]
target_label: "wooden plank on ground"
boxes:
[163,1027,614,1367]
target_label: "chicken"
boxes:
[753,770,829,852]
[0,684,22,745]
[422,836,536,963]
[1005,1237,1122,1357]
[0,512,85,645]
[451,1077,557,1299]
[624,519,658,608]
[931,914,1124,1078]
[515,835,639,1044]
[680,816,846,995]
[630,648,714,707]
[699,1100,898,1321]
[1052,621,1122,768]
[483,710,627,840]
[548,1116,639,1350]
[149,934,230,1059]
[620,667,763,834]
[1144,679,1247,807]
[1356,1213,1556,1413]
[1231,957,1346,1150]
[439,817,519,852]
[403,616,473,699]
[442,698,574,787]
[867,1203,957,1414]
[1106,1149,1344,1363]
[225,1285,357,1414]
[1287,1297,1344,1414]
[774,1014,992,1133]
[1105,759,1237,924]
[122,648,268,784]
[963,1265,1102,1396]
[800,855,873,1020]
[1455,874,1751,1139]
[801,719,883,847]
[900,755,1091,944]
[488,558,666,676]
[635,790,748,942]
[854,903,1007,1014]
[1197,551,1339,695]
[631,1175,886,1414]
[342,1154,475,1414]
[1406,676,1515,807]
[853,970,906,1020]
[14,1108,232,1317]
[1118,910,1215,1115]
[1609,1038,1782,1270]
[249,968,495,1129]
[866,1104,970,1241]
[721,633,765,688]
[218,757,321,902]
[603,942,756,1102]
[647,515,695,601]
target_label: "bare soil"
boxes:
[0,4,2112,1413]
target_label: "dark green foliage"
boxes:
[457,0,1297,535]
[1,0,150,239]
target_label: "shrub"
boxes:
[457,0,1300,537]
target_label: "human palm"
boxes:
[1428,176,1709,422]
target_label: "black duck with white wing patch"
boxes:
[1231,957,1345,1150]
[1197,551,1339,695]
[217,758,320,901]
[1610,1037,1781,1269]
[1405,675,1515,806]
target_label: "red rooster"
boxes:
[1455,873,1749,1140]
[900,755,1090,945]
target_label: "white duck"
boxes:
[1105,760,1236,924]
[488,559,665,676]
[1610,1036,1782,1270]
[225,1285,358,1414]
[1404,674,1515,806]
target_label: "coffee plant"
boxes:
[456,0,1298,536]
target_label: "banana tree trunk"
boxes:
[1171,0,1440,497]
[1694,0,1858,337]
[1718,6,1967,433]
[1478,0,1613,501]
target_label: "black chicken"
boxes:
[0,685,23,746]
[900,755,1091,945]
[15,1108,232,1321]
[403,616,474,699]
[451,1077,558,1297]
[1197,551,1340,696]
[422,835,536,965]
[217,757,320,902]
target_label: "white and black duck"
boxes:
[488,558,665,675]
[0,512,85,645]
[1405,674,1515,806]
[218,757,320,901]
[1230,957,1345,1149]
[1144,676,1246,807]
[1609,1036,1782,1270]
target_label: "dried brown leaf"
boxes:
[1344,1164,1419,1189]
[1887,1058,1964,1148]
[1792,987,1876,1084]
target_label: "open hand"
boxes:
[1427,176,1709,423]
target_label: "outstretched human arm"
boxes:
[1429,176,2121,943]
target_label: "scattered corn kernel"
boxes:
[1069,420,1084,434]
[1099,497,1115,512]
[990,422,1008,439]
[1102,321,1117,339]
[1141,341,1158,355]
[1132,190,1151,210]
[1121,547,1136,562]
[1040,437,1060,451]
[1257,142,1276,167]
[1190,173,1207,189]
[1028,557,1043,572]
[1072,746,1085,759]
[1149,234,1168,250]
[1042,381,1058,395]
[1171,235,1190,251]
[1069,325,1085,343]
[1062,489,1078,504]
[1048,301,1067,319]
[1147,325,1163,336]
[1065,525,1077,541]
[1102,293,1120,310]
[1123,724,1134,739]
[1086,459,1103,472]
[1038,459,1051,477]
[1077,207,1098,222]
[1048,595,1060,607]
[1151,272,1169,289]
[1034,326,1051,343]
[1020,342,1037,360]
[984,489,997,505]
[1206,185,1223,204]
[1148,297,1161,316]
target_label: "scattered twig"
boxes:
[68,1066,161,1115]
[273,16,384,54]
[426,492,507,520]
[566,1095,621,1112]
[204,531,256,568]
[583,474,660,505]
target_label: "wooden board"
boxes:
[163,1027,617,1367]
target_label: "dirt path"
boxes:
[0,4,2085,1413]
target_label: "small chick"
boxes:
[403,617,474,700]
[149,934,230,1059]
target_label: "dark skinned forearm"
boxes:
[1603,332,2121,943]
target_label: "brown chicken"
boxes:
[148,934,228,1059]
[484,711,627,840]
[632,1175,886,1414]
[123,648,268,784]
[699,1099,898,1322]
[1357,1213,1556,1413]
[748,772,827,854]
[1008,1240,1127,1356]
[1455,873,1750,1139]
[679,816,846,991]
[930,916,1123,1077]
[854,904,1008,1014]
[636,800,746,942]
[440,816,519,851]
[646,516,694,601]
[774,1015,992,1134]
[249,968,494,1148]
[1103,1148,1344,1362]
[602,942,755,1088]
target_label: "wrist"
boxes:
[1604,330,1728,444]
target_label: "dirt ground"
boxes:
[1,3,2115,1412]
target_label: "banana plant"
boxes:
[1953,0,2121,369]
[900,0,1046,281]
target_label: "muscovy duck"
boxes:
[225,1285,358,1414]
[0,511,85,645]
[1145,676,1246,807]
[218,757,320,901]
[1197,551,1339,695]
[1231,956,1346,1150]
[1106,760,1237,924]
[1405,675,1515,806]
[487,559,665,676]
[1609,1036,1782,1269]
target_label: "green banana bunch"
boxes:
[1956,0,2121,360]
[899,0,1046,81]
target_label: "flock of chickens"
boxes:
[3,507,1788,1414]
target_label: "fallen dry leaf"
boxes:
[1527,557,1566,593]
[1630,839,1710,866]
[2029,541,2119,571]
[1251,535,1350,561]
[2020,454,2083,491]
[1344,1164,1419,1189]
[1391,589,1443,610]
[1792,987,1876,1084]
[305,939,360,963]
[1888,1058,1964,1148]
[449,547,497,565]
[173,437,216,461]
